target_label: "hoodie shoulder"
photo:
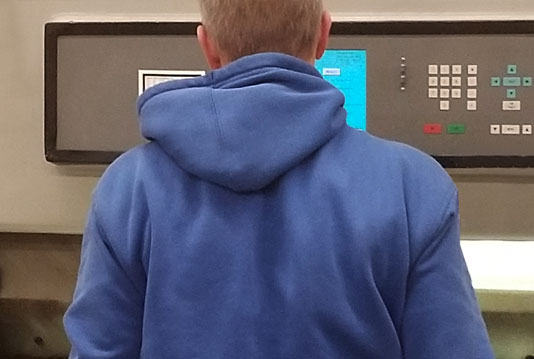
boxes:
[94,145,151,204]
[365,132,459,259]
[90,144,163,251]
[323,128,458,257]
[344,129,456,197]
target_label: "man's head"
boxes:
[197,0,332,69]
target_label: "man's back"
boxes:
[64,54,493,358]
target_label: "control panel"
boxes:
[425,63,531,136]
[322,22,534,167]
[45,21,534,166]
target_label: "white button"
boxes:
[440,77,450,87]
[502,101,521,111]
[452,77,462,86]
[523,125,533,135]
[452,65,462,75]
[467,89,478,99]
[440,65,450,75]
[502,125,521,135]
[428,65,439,75]
[428,77,439,86]
[467,101,477,111]
[428,88,438,98]
[440,89,450,98]
[452,89,462,99]
[490,125,501,135]
[440,101,450,111]
[468,65,478,75]
[468,77,478,86]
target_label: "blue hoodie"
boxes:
[64,53,494,359]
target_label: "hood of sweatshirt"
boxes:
[137,53,346,192]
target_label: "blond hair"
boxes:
[198,0,323,61]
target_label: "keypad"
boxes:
[425,63,533,138]
[427,63,478,115]
[487,65,532,137]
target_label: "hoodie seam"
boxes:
[209,88,226,145]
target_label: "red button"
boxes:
[424,124,443,134]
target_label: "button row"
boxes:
[438,100,477,111]
[429,99,521,112]
[424,124,534,135]
[490,124,532,135]
[428,65,478,75]
[429,89,478,99]
[423,123,466,135]
[429,76,478,87]
[491,77,533,87]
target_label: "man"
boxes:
[64,0,495,358]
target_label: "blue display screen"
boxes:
[315,50,367,130]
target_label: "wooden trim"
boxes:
[0,232,81,242]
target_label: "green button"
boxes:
[507,89,517,99]
[523,77,533,86]
[447,124,466,134]
[508,65,518,74]
[491,77,501,86]
[503,77,522,86]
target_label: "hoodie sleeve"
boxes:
[400,192,495,359]
[64,202,143,359]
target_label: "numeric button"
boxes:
[468,65,478,75]
[428,88,438,98]
[468,77,478,87]
[467,101,477,111]
[428,65,439,75]
[428,77,439,86]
